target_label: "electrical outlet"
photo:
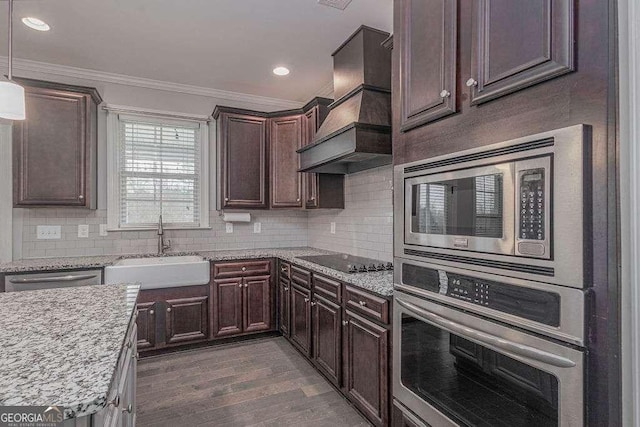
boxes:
[99,224,108,237]
[254,222,262,233]
[226,223,233,233]
[36,225,61,240]
[330,222,336,234]
[78,224,89,238]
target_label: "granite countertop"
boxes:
[0,247,394,296]
[0,284,140,419]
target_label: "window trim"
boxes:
[106,108,210,231]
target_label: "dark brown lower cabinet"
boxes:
[279,278,291,337]
[136,301,156,350]
[136,285,209,352]
[392,403,427,427]
[211,275,274,338]
[312,295,342,386]
[211,278,243,338]
[244,275,272,332]
[165,296,208,344]
[344,310,390,427]
[290,284,312,357]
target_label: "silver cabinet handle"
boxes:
[311,301,316,306]
[440,90,451,98]
[166,307,171,313]
[9,274,97,284]
[284,287,289,291]
[358,301,367,307]
[126,341,132,349]
[466,78,478,87]
[342,320,349,326]
[134,352,139,360]
[395,298,576,368]
[304,297,310,303]
[122,404,133,413]
[149,309,154,315]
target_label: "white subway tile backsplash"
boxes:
[16,165,394,260]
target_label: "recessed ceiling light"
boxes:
[273,67,290,76]
[22,17,50,32]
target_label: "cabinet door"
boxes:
[211,278,243,338]
[270,115,303,208]
[219,112,268,208]
[303,108,319,208]
[344,311,389,426]
[165,296,208,344]
[13,86,94,207]
[469,0,574,104]
[312,296,342,386]
[399,0,457,132]
[290,284,312,357]
[243,275,272,333]
[135,302,157,350]
[279,278,291,337]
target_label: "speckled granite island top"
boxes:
[0,284,140,419]
[0,247,394,296]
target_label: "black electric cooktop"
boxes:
[297,254,393,274]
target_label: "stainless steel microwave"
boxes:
[394,125,591,288]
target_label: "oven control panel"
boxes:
[519,168,545,241]
[401,263,560,327]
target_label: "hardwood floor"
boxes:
[136,337,371,426]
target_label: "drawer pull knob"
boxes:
[466,78,478,87]
[241,267,247,271]
[244,283,248,288]
[304,297,310,303]
[78,194,84,200]
[123,404,133,414]
[358,301,367,307]
[149,309,154,315]
[167,307,172,313]
[110,396,120,408]
[440,89,451,98]
[239,283,243,288]
[134,352,139,360]
[311,301,316,306]
[126,341,132,349]
[342,320,349,326]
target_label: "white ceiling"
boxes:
[0,0,393,102]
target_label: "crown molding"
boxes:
[0,56,304,110]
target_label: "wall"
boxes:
[18,209,308,258]
[308,165,394,262]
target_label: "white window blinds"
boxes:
[119,118,201,227]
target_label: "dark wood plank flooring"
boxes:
[136,337,370,426]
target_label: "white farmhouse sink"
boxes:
[104,255,210,289]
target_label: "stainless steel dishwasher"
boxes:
[5,269,103,292]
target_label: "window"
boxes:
[474,175,503,237]
[107,109,209,229]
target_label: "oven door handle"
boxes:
[396,298,576,368]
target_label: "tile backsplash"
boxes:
[307,165,394,262]
[17,209,308,258]
[14,165,394,260]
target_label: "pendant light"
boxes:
[0,0,25,120]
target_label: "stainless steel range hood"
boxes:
[298,26,392,174]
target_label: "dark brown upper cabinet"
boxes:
[13,79,101,208]
[399,0,457,132]
[214,99,343,211]
[468,0,575,105]
[301,99,345,210]
[214,107,269,209]
[270,114,303,208]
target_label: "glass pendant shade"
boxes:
[0,80,25,120]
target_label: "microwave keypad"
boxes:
[519,168,545,240]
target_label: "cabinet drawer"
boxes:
[213,260,271,278]
[345,285,389,324]
[279,261,291,279]
[312,274,342,303]
[290,265,311,288]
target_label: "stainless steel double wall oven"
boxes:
[393,125,591,426]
